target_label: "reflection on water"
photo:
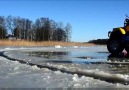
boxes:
[108,53,129,63]
[107,54,129,74]
[26,51,129,74]
[26,51,99,64]
[27,51,70,59]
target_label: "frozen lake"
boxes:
[0,46,129,88]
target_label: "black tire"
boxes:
[107,39,124,54]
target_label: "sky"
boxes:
[0,0,129,42]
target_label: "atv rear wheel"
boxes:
[107,39,124,54]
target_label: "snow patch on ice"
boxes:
[55,45,62,48]
[5,48,14,50]
[74,46,78,48]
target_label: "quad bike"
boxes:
[107,15,129,54]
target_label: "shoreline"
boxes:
[0,40,96,47]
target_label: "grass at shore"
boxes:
[0,40,95,47]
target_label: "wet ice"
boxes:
[0,46,129,88]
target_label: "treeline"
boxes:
[88,39,108,45]
[0,15,72,42]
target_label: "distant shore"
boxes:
[0,40,95,47]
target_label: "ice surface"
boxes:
[0,46,129,88]
[0,56,128,88]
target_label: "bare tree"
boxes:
[0,16,6,39]
[25,19,32,40]
[56,28,66,41]
[13,17,22,39]
[6,15,14,35]
[35,18,42,41]
[3,15,72,42]
[65,23,72,42]
[49,20,57,41]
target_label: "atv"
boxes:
[107,15,129,54]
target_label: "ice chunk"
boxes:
[57,65,65,69]
[112,74,129,80]
[54,71,62,74]
[13,67,19,70]
[73,74,79,82]
[31,65,40,70]
[73,83,82,87]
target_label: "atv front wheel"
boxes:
[107,39,124,54]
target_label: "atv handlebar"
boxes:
[108,31,111,37]
[124,14,129,26]
[124,18,129,26]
